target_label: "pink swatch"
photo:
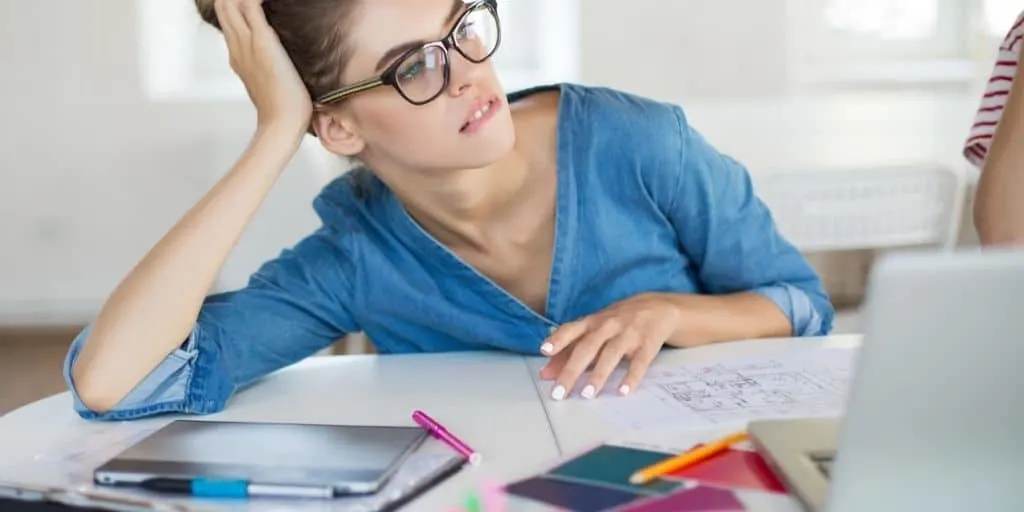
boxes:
[617,485,745,512]
[667,447,787,494]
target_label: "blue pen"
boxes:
[139,477,334,499]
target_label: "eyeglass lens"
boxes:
[392,6,500,103]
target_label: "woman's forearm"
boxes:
[975,69,1024,246]
[71,126,303,413]
[660,292,792,348]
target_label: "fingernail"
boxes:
[619,385,631,396]
[551,385,566,401]
[581,385,596,399]
[540,342,553,355]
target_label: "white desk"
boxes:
[0,337,861,510]
[0,351,558,510]
[528,335,861,512]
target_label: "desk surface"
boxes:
[0,336,862,511]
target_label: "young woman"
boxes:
[64,0,833,420]
[965,10,1024,246]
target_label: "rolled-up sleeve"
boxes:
[751,283,828,337]
[963,10,1024,167]
[62,223,361,421]
[63,323,200,419]
[654,105,835,336]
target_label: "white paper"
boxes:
[586,348,855,432]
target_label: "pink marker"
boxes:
[412,410,483,465]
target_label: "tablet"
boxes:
[93,420,427,496]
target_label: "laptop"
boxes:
[93,420,428,497]
[749,248,1024,512]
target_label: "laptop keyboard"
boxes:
[811,453,836,479]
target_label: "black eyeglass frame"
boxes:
[314,0,501,107]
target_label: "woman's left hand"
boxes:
[539,293,682,400]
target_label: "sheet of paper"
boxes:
[585,348,855,432]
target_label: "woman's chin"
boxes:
[454,129,517,169]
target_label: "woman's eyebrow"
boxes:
[373,0,468,72]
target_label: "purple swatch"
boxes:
[505,476,641,512]
[616,485,746,512]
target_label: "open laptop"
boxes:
[749,248,1024,512]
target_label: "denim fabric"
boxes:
[63,83,834,420]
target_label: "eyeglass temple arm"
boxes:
[316,77,385,105]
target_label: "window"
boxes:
[787,0,1021,88]
[138,0,579,101]
[138,0,233,100]
[984,0,1022,38]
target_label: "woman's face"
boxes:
[333,0,515,174]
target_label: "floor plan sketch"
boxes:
[591,348,855,431]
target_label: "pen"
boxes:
[138,477,334,499]
[3,481,187,511]
[412,410,483,465]
[629,431,749,484]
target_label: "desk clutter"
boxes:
[502,442,785,512]
[0,347,856,511]
[0,412,474,512]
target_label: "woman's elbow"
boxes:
[973,192,1024,247]
[71,362,125,414]
[977,227,1024,247]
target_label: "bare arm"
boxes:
[71,0,313,412]
[975,67,1024,246]
[660,292,792,348]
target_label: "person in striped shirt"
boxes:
[965,11,1024,246]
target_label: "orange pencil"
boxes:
[629,431,749,485]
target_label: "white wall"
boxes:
[578,0,792,99]
[0,1,333,324]
[0,0,988,326]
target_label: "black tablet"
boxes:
[93,420,427,496]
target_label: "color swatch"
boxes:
[617,485,746,512]
[549,445,685,495]
[505,476,641,512]
[667,446,787,494]
[504,444,748,511]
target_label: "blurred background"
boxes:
[0,0,1016,413]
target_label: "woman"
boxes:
[64,0,833,420]
[966,10,1024,246]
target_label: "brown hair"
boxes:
[195,0,360,101]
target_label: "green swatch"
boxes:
[549,444,684,495]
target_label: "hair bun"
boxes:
[195,0,221,30]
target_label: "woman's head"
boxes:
[196,0,515,176]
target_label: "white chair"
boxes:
[753,163,967,253]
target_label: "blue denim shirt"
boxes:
[63,83,834,420]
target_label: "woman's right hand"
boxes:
[215,0,312,137]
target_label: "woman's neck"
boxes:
[373,90,561,251]
[393,147,541,251]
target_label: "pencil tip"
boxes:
[628,474,643,485]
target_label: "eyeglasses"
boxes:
[315,0,501,107]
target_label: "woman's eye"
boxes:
[458,21,479,39]
[398,60,425,82]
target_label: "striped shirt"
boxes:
[965,11,1024,167]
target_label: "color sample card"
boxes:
[616,485,746,512]
[503,444,747,512]
[505,476,642,512]
[548,444,684,495]
[667,446,787,494]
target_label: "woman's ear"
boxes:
[311,109,365,156]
